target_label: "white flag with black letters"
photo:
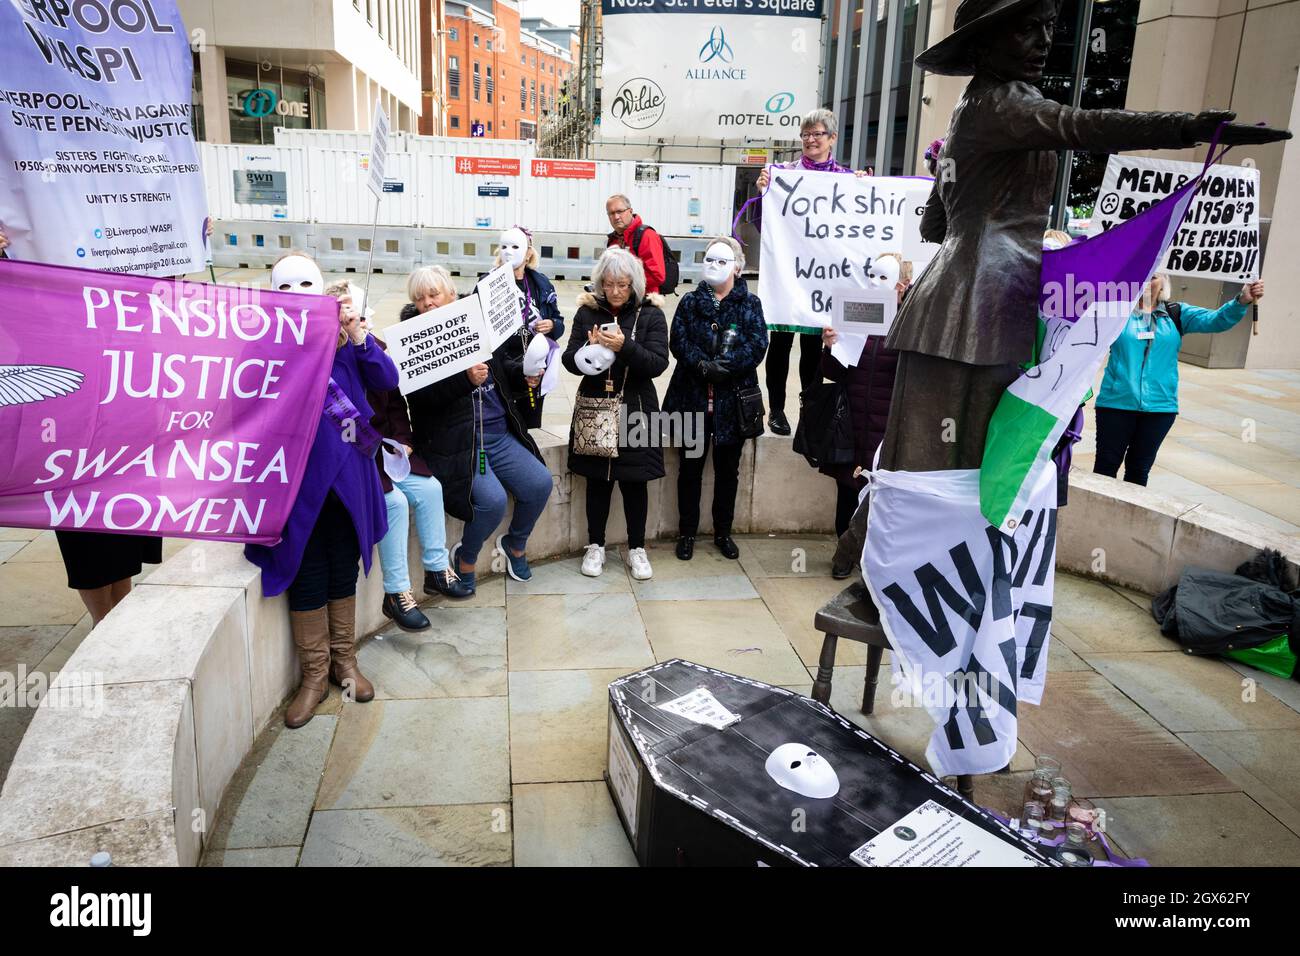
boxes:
[863,463,1057,778]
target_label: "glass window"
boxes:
[448,56,460,99]
[487,121,492,131]
[486,65,494,100]
[473,34,479,47]
[450,27,458,41]
[473,62,480,100]
[450,115,460,128]
[520,78,526,110]
[530,79,536,112]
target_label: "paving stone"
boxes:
[1051,575,1174,653]
[360,607,507,699]
[201,847,300,867]
[736,535,838,579]
[0,625,71,677]
[204,717,337,850]
[509,668,627,783]
[1088,651,1300,733]
[507,593,654,672]
[1178,730,1300,837]
[756,575,872,667]
[1095,793,1300,866]
[1017,671,1235,798]
[505,555,631,595]
[316,698,510,810]
[638,598,810,686]
[300,805,511,866]
[512,782,638,867]
[0,562,87,627]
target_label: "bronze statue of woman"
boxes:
[878,0,1290,473]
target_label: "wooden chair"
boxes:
[811,580,975,802]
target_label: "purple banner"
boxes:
[0,259,338,544]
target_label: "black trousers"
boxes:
[766,330,822,415]
[678,423,744,537]
[834,480,861,538]
[586,479,650,549]
[1092,407,1178,487]
[287,493,361,612]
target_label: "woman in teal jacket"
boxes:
[1093,275,1264,485]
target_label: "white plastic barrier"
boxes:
[199,143,310,223]
[200,145,737,235]
[273,128,373,151]
[307,148,423,227]
[401,133,535,158]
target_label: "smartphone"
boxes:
[599,321,620,334]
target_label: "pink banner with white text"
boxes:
[0,259,338,544]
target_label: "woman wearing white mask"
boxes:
[663,237,768,561]
[494,226,565,430]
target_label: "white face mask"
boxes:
[574,342,615,375]
[523,332,551,376]
[500,228,529,269]
[866,256,900,290]
[271,255,323,294]
[702,243,736,288]
[765,743,841,799]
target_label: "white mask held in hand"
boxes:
[523,332,551,376]
[347,282,375,329]
[574,342,615,375]
[271,255,323,294]
[765,743,840,799]
[866,256,900,290]
[500,228,529,270]
[702,243,736,288]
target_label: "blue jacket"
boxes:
[1096,297,1247,413]
[663,278,768,446]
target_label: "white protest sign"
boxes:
[387,296,491,394]
[477,262,524,349]
[1087,156,1260,281]
[759,170,915,331]
[900,179,940,268]
[831,281,897,338]
[387,266,525,393]
[367,98,391,200]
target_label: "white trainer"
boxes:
[626,547,653,581]
[581,543,606,577]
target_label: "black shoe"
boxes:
[714,535,740,560]
[382,591,431,631]
[425,568,473,600]
[831,561,854,580]
[768,410,791,436]
[675,535,695,561]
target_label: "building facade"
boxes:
[442,0,576,139]
[181,0,424,144]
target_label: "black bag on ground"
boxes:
[1150,548,1299,656]
[792,382,854,469]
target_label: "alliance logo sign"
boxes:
[610,77,666,130]
[686,26,746,81]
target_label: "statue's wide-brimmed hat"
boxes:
[916,0,1051,76]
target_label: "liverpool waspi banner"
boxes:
[0,0,208,275]
[600,0,823,140]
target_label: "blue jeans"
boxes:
[459,428,553,566]
[377,473,451,594]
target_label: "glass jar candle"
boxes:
[1023,769,1054,811]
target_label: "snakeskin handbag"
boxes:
[571,308,640,458]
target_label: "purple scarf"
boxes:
[800,154,851,173]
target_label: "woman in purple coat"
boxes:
[244,253,399,729]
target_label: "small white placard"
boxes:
[851,800,1043,867]
[832,282,897,339]
[607,711,641,840]
[656,687,740,729]
[366,98,391,200]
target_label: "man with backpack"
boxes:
[605,193,679,295]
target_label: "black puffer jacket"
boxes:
[401,302,543,522]
[561,291,670,482]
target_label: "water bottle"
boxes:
[719,324,739,359]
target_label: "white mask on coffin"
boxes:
[500,228,529,269]
[574,342,615,375]
[866,256,900,289]
[271,255,323,294]
[765,743,840,799]
[702,243,736,288]
[523,332,551,376]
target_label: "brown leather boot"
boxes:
[285,607,330,728]
[327,595,374,703]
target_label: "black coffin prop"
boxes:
[606,659,1055,867]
